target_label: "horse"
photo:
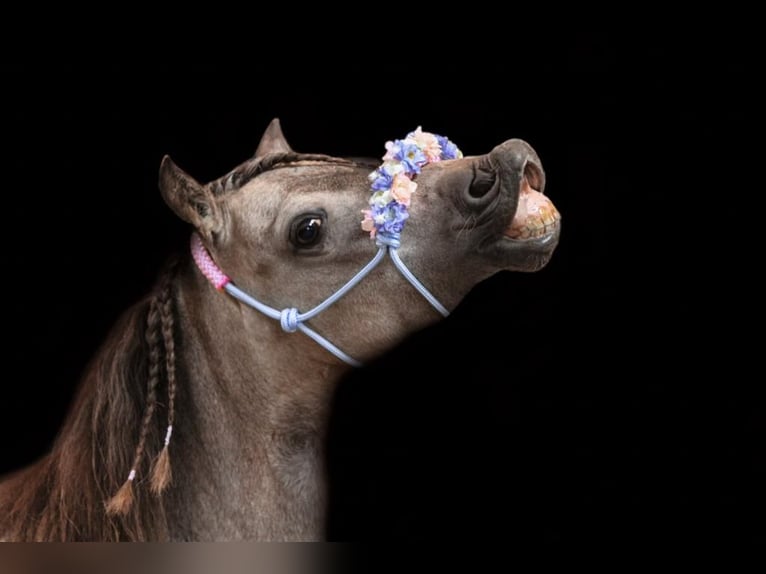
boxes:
[0,119,560,541]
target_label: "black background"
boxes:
[3,18,761,542]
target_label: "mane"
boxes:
[209,152,372,195]
[0,260,180,541]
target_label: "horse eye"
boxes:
[291,215,324,247]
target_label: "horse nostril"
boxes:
[523,158,545,193]
[468,167,497,199]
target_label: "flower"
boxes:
[369,167,394,191]
[379,201,409,235]
[361,209,376,236]
[391,173,417,206]
[386,139,427,174]
[370,189,393,207]
[435,134,462,160]
[407,126,442,163]
[363,128,462,239]
[369,161,404,191]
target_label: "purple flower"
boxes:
[436,135,461,160]
[380,201,409,235]
[369,167,394,191]
[390,139,427,174]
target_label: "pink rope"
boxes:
[190,234,230,290]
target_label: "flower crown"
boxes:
[361,127,462,239]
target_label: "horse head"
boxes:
[159,119,560,366]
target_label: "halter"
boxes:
[192,232,446,367]
[191,128,462,368]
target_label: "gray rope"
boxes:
[212,232,448,367]
[224,283,363,366]
[297,248,387,322]
[388,249,449,317]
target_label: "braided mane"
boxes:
[210,152,357,195]
[0,261,179,541]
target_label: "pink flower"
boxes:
[407,126,442,163]
[361,209,377,237]
[382,140,399,162]
[391,173,417,206]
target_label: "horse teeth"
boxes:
[504,206,560,239]
[505,185,560,240]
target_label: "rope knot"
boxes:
[376,233,401,249]
[280,308,300,333]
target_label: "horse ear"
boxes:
[159,156,221,238]
[255,118,293,157]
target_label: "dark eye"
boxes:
[291,215,324,247]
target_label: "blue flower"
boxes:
[391,140,427,174]
[369,167,394,191]
[436,135,461,160]
[380,201,409,235]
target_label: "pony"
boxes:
[0,119,560,540]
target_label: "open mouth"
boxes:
[503,164,560,241]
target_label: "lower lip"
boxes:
[502,224,560,245]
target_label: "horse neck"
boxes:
[175,259,350,433]
[165,262,349,539]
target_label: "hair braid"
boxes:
[151,269,177,494]
[105,297,163,515]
